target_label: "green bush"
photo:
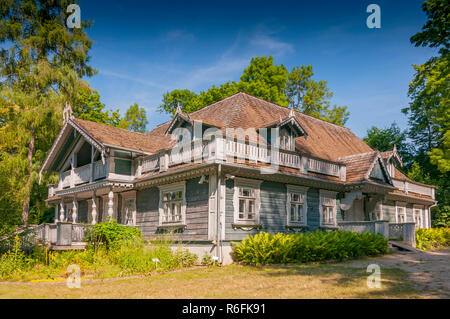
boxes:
[231,231,388,265]
[85,219,143,250]
[0,236,34,279]
[416,228,450,250]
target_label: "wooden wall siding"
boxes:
[382,200,397,222]
[306,188,321,230]
[259,181,287,234]
[406,204,414,222]
[336,199,344,223]
[135,177,209,241]
[136,187,159,236]
[224,179,324,240]
[184,177,209,241]
[77,200,89,223]
[382,201,414,222]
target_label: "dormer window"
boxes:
[280,128,294,151]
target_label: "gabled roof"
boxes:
[381,145,403,167]
[339,151,392,184]
[40,118,176,173]
[148,92,373,161]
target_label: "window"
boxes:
[413,205,423,228]
[320,190,337,227]
[233,178,262,225]
[158,182,186,225]
[279,128,294,151]
[396,202,406,223]
[287,185,308,225]
[121,191,136,226]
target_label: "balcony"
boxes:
[392,179,435,199]
[53,160,107,194]
[139,136,347,181]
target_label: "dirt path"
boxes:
[343,249,450,298]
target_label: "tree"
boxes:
[158,56,350,126]
[0,0,95,226]
[363,123,413,165]
[410,0,449,56]
[239,55,289,106]
[159,89,200,115]
[74,89,111,124]
[285,65,349,125]
[122,103,148,133]
[403,0,450,227]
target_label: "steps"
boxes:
[389,241,420,253]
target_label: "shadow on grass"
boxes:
[236,261,420,298]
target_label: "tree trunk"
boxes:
[22,126,35,226]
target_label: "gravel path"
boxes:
[343,249,450,298]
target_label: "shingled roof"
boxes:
[148,92,373,161]
[72,118,175,154]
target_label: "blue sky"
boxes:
[78,0,436,137]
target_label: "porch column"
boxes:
[59,199,65,221]
[107,188,114,220]
[425,207,430,229]
[54,204,59,223]
[91,192,97,225]
[72,197,78,223]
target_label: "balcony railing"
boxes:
[392,179,434,199]
[55,160,107,193]
[139,136,346,180]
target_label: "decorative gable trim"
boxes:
[165,111,192,136]
[366,154,393,185]
[39,120,105,180]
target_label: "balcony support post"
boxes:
[107,188,114,220]
[59,199,65,222]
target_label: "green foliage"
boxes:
[158,56,349,126]
[431,205,450,228]
[285,65,349,125]
[239,56,289,106]
[231,231,388,265]
[200,252,219,266]
[0,236,34,279]
[122,103,148,133]
[363,123,413,165]
[0,233,198,281]
[410,0,449,56]
[84,220,143,250]
[416,228,450,250]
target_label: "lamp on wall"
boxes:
[199,175,209,184]
[225,174,235,180]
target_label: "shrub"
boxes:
[416,228,450,251]
[231,230,388,265]
[85,219,143,250]
[0,236,34,279]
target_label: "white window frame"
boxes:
[286,185,308,226]
[319,190,337,227]
[158,181,186,226]
[233,178,262,225]
[121,191,136,226]
[413,204,424,229]
[395,201,407,223]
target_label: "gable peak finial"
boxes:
[63,102,73,123]
[289,106,295,118]
[393,144,397,152]
[176,101,182,115]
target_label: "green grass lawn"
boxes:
[0,263,425,299]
